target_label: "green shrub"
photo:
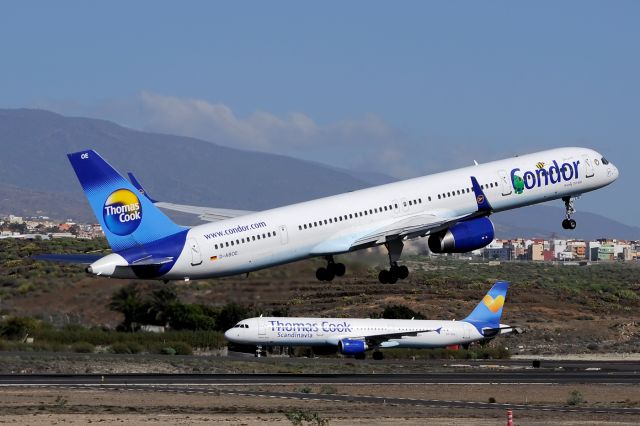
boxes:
[160,346,176,355]
[567,390,584,406]
[109,342,132,354]
[71,342,95,353]
[171,342,193,355]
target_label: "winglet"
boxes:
[127,172,159,203]
[470,176,493,213]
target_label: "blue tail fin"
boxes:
[67,150,184,252]
[463,281,509,327]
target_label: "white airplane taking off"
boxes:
[225,281,520,359]
[39,147,618,283]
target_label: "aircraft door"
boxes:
[392,199,399,217]
[278,225,288,245]
[401,198,409,213]
[497,170,513,196]
[188,238,202,266]
[581,155,595,178]
[462,323,470,340]
[258,316,267,336]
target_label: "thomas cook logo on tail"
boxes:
[482,294,505,313]
[103,189,142,236]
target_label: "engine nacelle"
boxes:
[339,339,367,355]
[428,217,495,253]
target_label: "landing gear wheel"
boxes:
[315,267,335,282]
[332,262,346,277]
[316,256,345,281]
[562,196,578,230]
[387,270,398,284]
[396,265,409,280]
[378,270,390,284]
[372,351,384,360]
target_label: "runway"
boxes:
[1,362,639,417]
[0,370,639,386]
[1,378,639,416]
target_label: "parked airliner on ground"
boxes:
[40,147,617,283]
[225,281,519,359]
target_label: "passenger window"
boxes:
[409,200,412,206]
[324,219,327,225]
[267,232,271,237]
[419,198,422,203]
[215,244,218,249]
[241,238,245,243]
[349,214,353,219]
[230,241,234,246]
[262,233,266,238]
[252,236,256,241]
[236,239,239,244]
[303,224,307,229]
[273,231,276,236]
[602,157,609,165]
[369,209,373,214]
[225,242,229,247]
[428,196,431,201]
[384,206,388,211]
[314,222,317,227]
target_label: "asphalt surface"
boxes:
[0,368,638,385]
[1,364,639,416]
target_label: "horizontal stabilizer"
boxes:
[32,253,105,264]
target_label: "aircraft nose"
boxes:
[224,329,233,341]
[609,163,619,181]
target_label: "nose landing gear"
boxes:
[315,256,346,282]
[561,196,577,230]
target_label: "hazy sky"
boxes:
[1,2,638,225]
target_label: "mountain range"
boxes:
[0,108,637,240]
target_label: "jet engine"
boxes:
[428,217,495,253]
[339,339,367,355]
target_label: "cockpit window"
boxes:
[601,157,609,165]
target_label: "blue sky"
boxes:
[1,1,638,225]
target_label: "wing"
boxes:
[327,328,440,348]
[153,202,255,222]
[364,328,440,348]
[350,175,493,249]
[127,172,255,222]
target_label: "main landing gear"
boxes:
[561,196,577,230]
[315,256,346,282]
[378,239,410,284]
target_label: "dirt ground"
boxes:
[0,385,638,425]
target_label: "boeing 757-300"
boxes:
[38,147,618,283]
[225,281,519,359]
